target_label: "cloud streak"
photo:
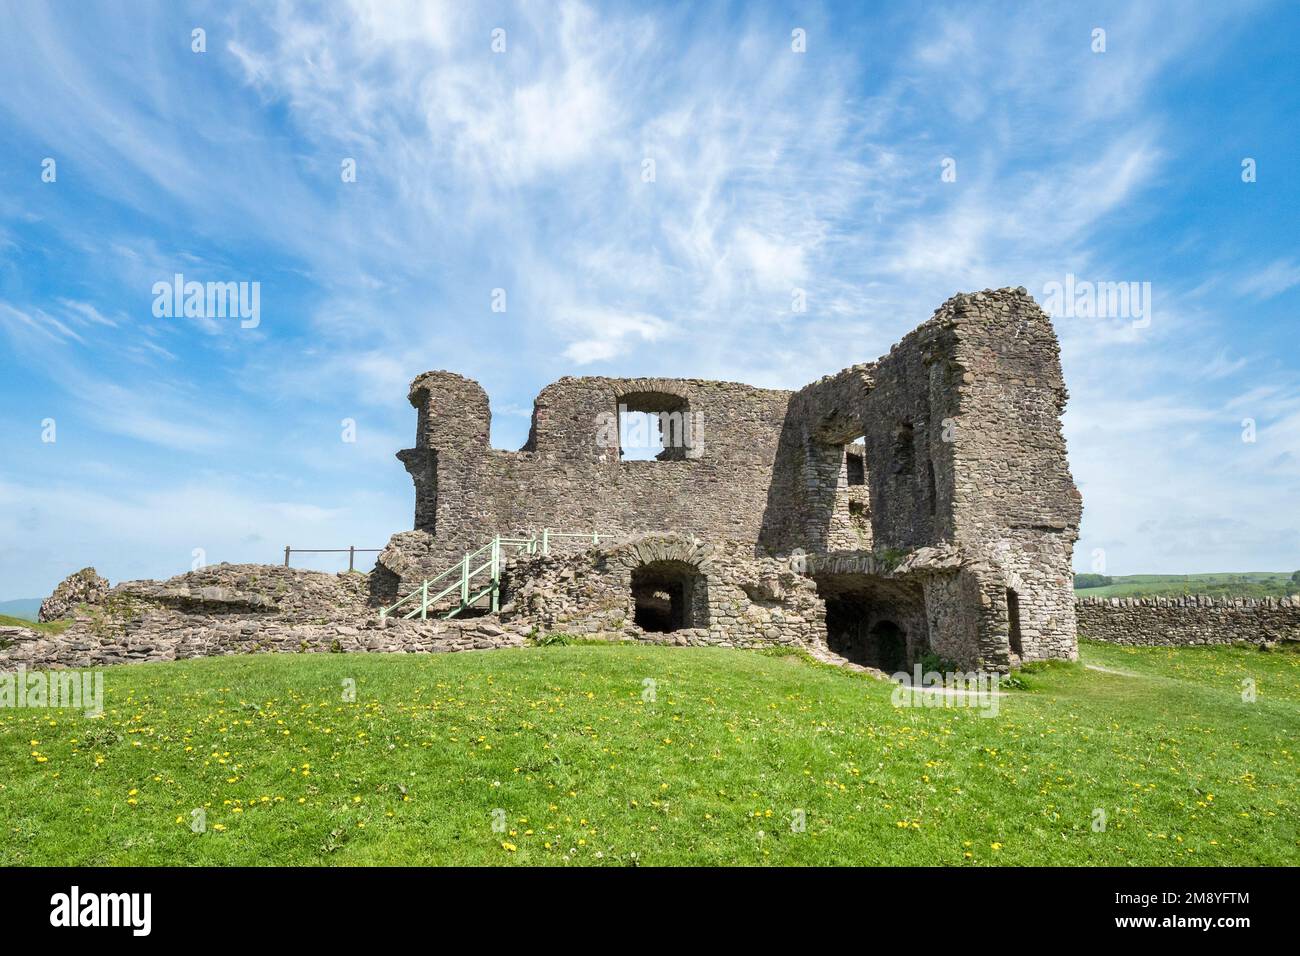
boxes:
[1,0,1297,597]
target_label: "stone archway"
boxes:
[631,560,701,632]
[610,535,712,633]
[814,572,927,671]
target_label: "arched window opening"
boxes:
[631,561,705,632]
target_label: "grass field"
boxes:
[1075,572,1298,599]
[1,641,1296,866]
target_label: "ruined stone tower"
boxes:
[376,288,1082,671]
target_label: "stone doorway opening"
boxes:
[867,619,907,673]
[631,560,703,633]
[814,574,925,671]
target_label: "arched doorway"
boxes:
[815,573,926,671]
[631,560,704,632]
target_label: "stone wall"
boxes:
[377,288,1084,669]
[18,289,1085,674]
[383,374,793,596]
[499,534,826,650]
[945,291,1081,664]
[38,567,111,622]
[751,289,1080,666]
[0,616,524,669]
[495,534,1032,672]
[1076,595,1300,646]
[2,564,523,670]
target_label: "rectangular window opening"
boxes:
[618,394,696,462]
[1007,588,1023,657]
[844,436,867,486]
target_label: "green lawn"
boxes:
[1076,571,1299,599]
[1,641,1296,866]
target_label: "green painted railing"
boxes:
[379,529,616,622]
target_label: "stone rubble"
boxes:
[3,564,524,670]
[38,567,109,622]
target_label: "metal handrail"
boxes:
[379,529,617,621]
[283,546,380,571]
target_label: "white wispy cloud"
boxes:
[0,0,1295,597]
[1237,258,1300,299]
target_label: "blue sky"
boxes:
[1,0,1298,600]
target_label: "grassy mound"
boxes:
[0,614,70,634]
[0,641,1295,865]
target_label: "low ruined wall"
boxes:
[1075,595,1300,646]
[4,563,524,669]
[0,616,524,669]
[501,535,826,649]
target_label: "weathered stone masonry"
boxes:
[1076,596,1300,647]
[3,565,522,670]
[377,288,1084,671]
[18,288,1089,673]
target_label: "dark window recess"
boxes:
[631,561,702,632]
[846,452,865,486]
[868,620,908,674]
[1007,588,1023,657]
[891,423,915,476]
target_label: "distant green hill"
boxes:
[0,613,70,634]
[1075,572,1300,599]
[0,598,40,621]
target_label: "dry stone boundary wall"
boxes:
[1075,595,1300,647]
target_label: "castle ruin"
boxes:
[374,288,1084,671]
[17,287,1299,676]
